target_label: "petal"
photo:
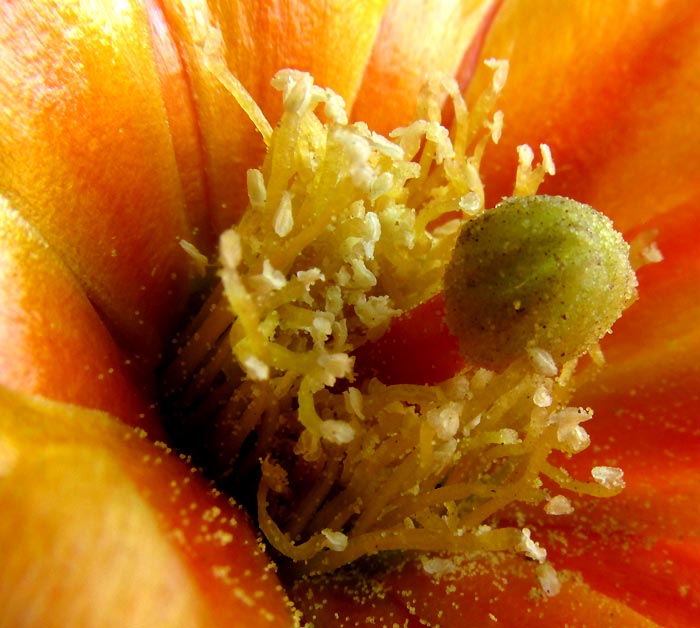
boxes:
[351,0,500,134]
[0,197,160,434]
[467,0,700,231]
[599,198,700,380]
[0,0,198,360]
[545,533,700,628]
[352,294,463,385]
[564,330,700,553]
[290,554,659,627]
[0,386,295,627]
[511,383,700,625]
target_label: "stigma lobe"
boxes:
[443,195,638,371]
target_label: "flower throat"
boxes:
[158,57,637,581]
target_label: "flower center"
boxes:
[159,61,636,578]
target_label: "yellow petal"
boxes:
[0,386,296,627]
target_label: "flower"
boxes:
[1,1,699,627]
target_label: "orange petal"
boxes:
[514,404,700,625]
[351,0,500,135]
[565,344,700,542]
[468,0,700,232]
[146,0,212,249]
[0,0,197,360]
[0,197,160,434]
[157,0,390,232]
[290,553,659,627]
[0,386,295,627]
[543,533,700,628]
[597,198,700,382]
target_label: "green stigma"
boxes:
[444,195,638,371]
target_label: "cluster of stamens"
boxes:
[160,63,631,582]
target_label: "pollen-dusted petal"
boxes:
[536,360,700,625]
[543,529,700,628]
[289,552,659,627]
[568,342,700,544]
[0,386,296,628]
